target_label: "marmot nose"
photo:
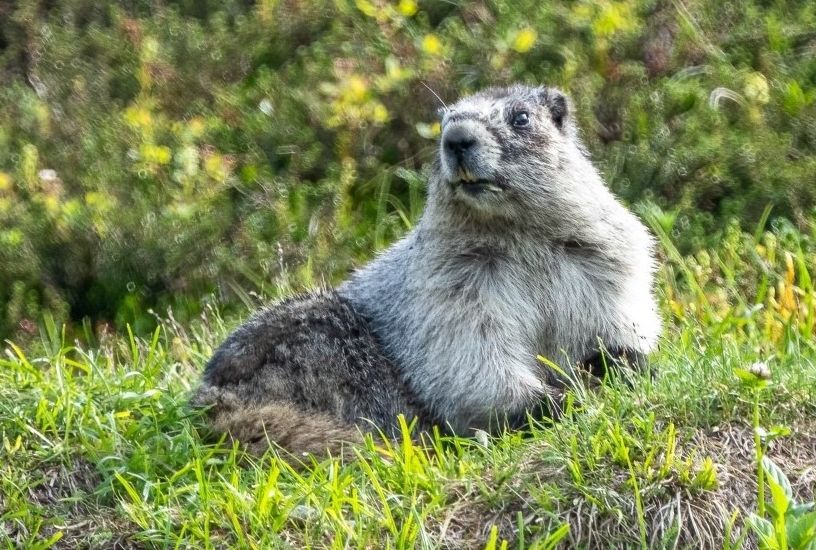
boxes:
[443,127,477,160]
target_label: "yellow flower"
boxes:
[345,76,369,103]
[593,2,635,38]
[415,121,441,139]
[1,229,23,247]
[355,0,378,17]
[141,36,159,62]
[43,195,60,215]
[124,106,152,128]
[62,198,82,218]
[372,103,389,123]
[397,0,417,16]
[204,153,228,182]
[141,144,172,165]
[422,34,443,56]
[188,117,206,138]
[512,28,537,53]
[85,192,107,209]
[0,172,11,192]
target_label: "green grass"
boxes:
[2,222,816,549]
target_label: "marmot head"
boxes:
[430,84,594,223]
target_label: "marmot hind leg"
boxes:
[192,384,363,459]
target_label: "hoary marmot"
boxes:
[192,84,662,457]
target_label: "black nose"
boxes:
[443,127,477,159]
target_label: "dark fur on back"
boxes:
[193,291,434,455]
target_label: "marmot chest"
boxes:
[423,246,611,360]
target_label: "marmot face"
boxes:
[435,84,575,219]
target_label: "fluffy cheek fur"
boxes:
[452,157,564,221]
[433,155,566,222]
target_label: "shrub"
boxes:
[1,0,814,338]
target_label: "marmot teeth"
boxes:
[460,167,482,183]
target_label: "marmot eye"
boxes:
[512,111,530,127]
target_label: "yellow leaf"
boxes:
[0,172,11,192]
[3,435,22,454]
[784,251,795,286]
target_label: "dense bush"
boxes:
[1,0,815,339]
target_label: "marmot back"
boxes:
[193,84,662,458]
[192,291,433,457]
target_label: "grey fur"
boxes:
[193,84,662,455]
[193,292,434,443]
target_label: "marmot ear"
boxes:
[539,88,569,131]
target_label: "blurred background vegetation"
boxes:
[0,0,814,341]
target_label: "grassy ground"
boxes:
[1,219,816,549]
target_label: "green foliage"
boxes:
[1,219,816,547]
[1,0,815,339]
[745,456,816,550]
[737,365,816,550]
